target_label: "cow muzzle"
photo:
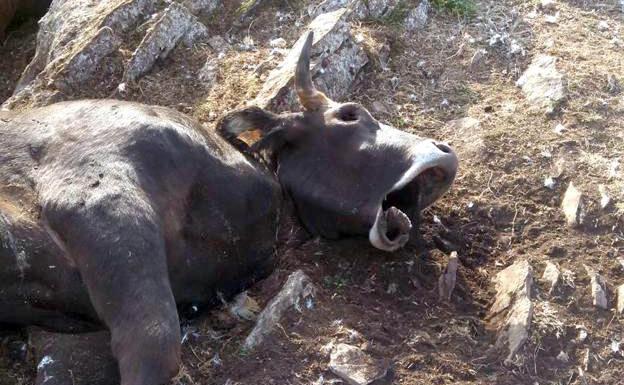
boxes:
[369,140,458,252]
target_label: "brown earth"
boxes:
[1,0,623,384]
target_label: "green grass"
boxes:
[431,0,476,17]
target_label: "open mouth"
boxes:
[369,165,455,252]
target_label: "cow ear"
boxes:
[218,106,281,139]
[217,107,301,154]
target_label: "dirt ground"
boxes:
[1,0,623,384]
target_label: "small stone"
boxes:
[207,35,231,53]
[598,185,611,209]
[438,251,459,301]
[544,12,559,24]
[198,58,219,87]
[607,74,621,95]
[328,343,389,385]
[539,0,557,11]
[577,326,588,342]
[516,55,567,114]
[611,340,621,354]
[597,20,609,32]
[616,284,624,314]
[544,176,556,189]
[269,37,288,48]
[489,260,534,363]
[243,270,315,350]
[542,260,561,294]
[561,182,583,227]
[553,123,566,134]
[584,265,608,310]
[557,350,569,362]
[404,0,430,32]
[470,48,488,68]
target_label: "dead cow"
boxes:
[0,33,458,385]
[0,0,51,40]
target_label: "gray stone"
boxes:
[328,343,388,385]
[4,0,153,109]
[198,58,219,86]
[617,284,624,314]
[181,0,220,16]
[124,2,208,82]
[253,8,368,112]
[207,35,231,53]
[443,117,486,161]
[561,182,583,227]
[489,260,534,363]
[310,0,401,20]
[438,251,459,301]
[516,55,567,114]
[243,270,315,350]
[542,260,561,295]
[584,265,608,310]
[405,0,430,32]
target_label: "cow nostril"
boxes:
[434,142,452,154]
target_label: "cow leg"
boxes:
[31,329,119,385]
[43,192,181,385]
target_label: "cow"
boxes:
[0,0,51,40]
[0,32,458,385]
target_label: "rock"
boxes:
[124,2,208,82]
[516,55,567,114]
[470,48,488,68]
[584,265,608,310]
[198,58,219,86]
[404,0,430,32]
[4,0,154,109]
[310,0,401,20]
[443,117,486,161]
[616,284,624,314]
[544,12,559,24]
[253,8,368,112]
[488,260,534,363]
[561,182,583,227]
[557,350,569,362]
[598,185,611,209]
[438,251,459,301]
[181,0,220,16]
[228,291,261,321]
[243,270,315,350]
[269,37,288,48]
[597,20,609,32]
[539,0,557,11]
[328,343,388,385]
[607,74,621,95]
[544,176,556,189]
[542,260,561,294]
[207,35,231,53]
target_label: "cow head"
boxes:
[219,32,458,251]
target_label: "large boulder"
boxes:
[253,8,368,112]
[2,0,211,110]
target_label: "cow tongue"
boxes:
[369,205,412,252]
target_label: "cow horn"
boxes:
[295,32,334,111]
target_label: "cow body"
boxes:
[0,33,458,385]
[0,100,281,330]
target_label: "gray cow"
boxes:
[0,33,458,385]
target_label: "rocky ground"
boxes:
[1,0,624,384]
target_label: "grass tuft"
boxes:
[431,0,476,17]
